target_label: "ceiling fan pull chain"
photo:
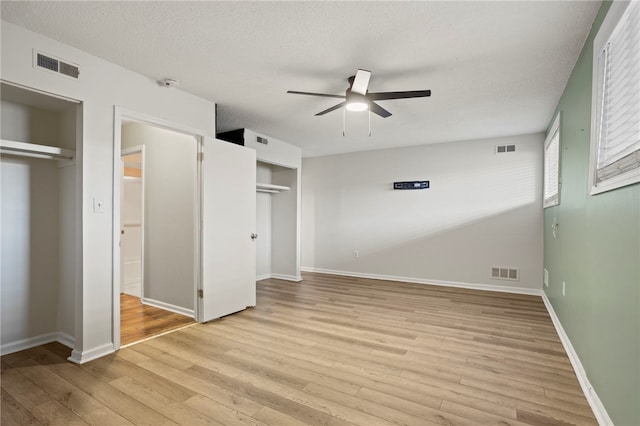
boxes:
[369,110,372,137]
[343,107,346,136]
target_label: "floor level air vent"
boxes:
[491,266,519,281]
[34,50,80,79]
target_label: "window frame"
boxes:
[588,0,640,195]
[544,113,561,208]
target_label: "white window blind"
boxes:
[544,116,560,208]
[592,0,640,190]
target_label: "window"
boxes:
[589,0,640,194]
[544,113,561,208]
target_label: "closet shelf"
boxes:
[256,182,290,194]
[1,139,74,161]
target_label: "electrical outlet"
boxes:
[544,268,549,287]
[562,281,566,296]
[353,250,359,258]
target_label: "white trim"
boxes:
[271,273,303,282]
[257,273,304,282]
[56,332,75,349]
[589,167,640,195]
[67,343,115,365]
[589,0,640,195]
[543,112,561,208]
[541,294,613,426]
[300,267,541,295]
[0,332,76,356]
[141,297,195,318]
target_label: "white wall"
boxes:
[122,122,197,310]
[302,133,544,290]
[272,166,300,280]
[2,20,216,362]
[1,157,60,346]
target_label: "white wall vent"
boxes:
[491,266,519,281]
[256,136,269,145]
[33,50,80,79]
[495,144,516,154]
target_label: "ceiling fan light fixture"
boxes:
[346,101,368,112]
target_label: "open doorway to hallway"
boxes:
[118,120,197,346]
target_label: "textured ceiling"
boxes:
[1,1,601,157]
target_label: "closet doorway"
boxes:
[118,117,196,347]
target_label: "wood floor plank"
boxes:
[184,395,268,426]
[15,362,133,425]
[109,376,221,426]
[48,364,175,425]
[120,294,195,346]
[1,388,43,425]
[136,359,265,417]
[31,399,89,426]
[1,272,597,425]
[252,406,314,426]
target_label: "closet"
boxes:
[0,82,81,355]
[218,128,302,282]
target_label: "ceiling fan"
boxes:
[287,69,431,118]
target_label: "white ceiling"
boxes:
[1,1,601,157]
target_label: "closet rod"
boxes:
[0,139,74,160]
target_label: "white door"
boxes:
[200,137,256,322]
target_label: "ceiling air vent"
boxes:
[256,136,269,145]
[495,144,516,154]
[34,50,80,79]
[491,266,519,281]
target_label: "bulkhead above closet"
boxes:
[217,128,301,169]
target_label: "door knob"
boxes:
[251,233,258,240]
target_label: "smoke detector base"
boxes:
[161,78,180,88]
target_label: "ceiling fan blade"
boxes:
[369,102,392,118]
[350,69,371,95]
[287,91,345,99]
[368,90,431,101]
[315,101,346,116]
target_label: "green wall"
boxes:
[544,2,640,425]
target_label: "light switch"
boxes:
[93,197,105,213]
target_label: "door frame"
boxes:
[120,145,145,299]
[112,107,204,350]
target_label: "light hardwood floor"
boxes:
[120,294,195,346]
[1,273,597,425]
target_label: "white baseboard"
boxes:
[141,297,195,318]
[1,331,76,356]
[123,284,141,297]
[67,343,115,365]
[271,273,303,282]
[300,267,542,296]
[56,332,75,349]
[257,273,303,282]
[541,294,613,426]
